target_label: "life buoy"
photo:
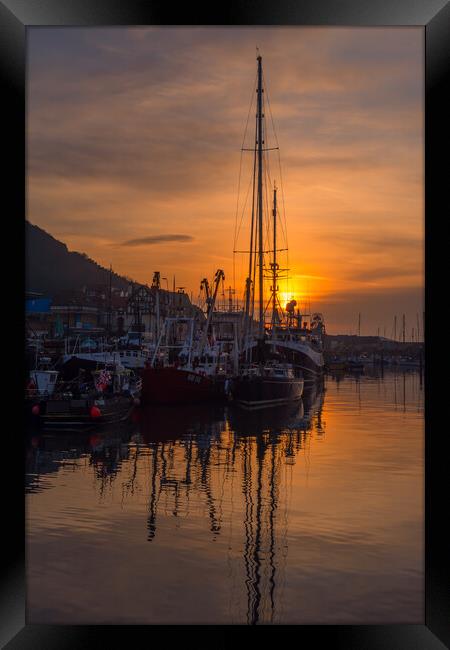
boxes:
[90,406,101,418]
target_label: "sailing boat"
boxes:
[231,54,304,408]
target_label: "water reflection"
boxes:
[142,384,324,624]
[26,370,423,624]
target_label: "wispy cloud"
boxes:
[327,231,422,252]
[27,26,423,332]
[120,234,194,246]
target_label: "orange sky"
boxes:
[27,27,424,335]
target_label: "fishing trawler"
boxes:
[231,54,304,407]
[140,271,231,404]
[261,96,325,380]
[267,310,325,380]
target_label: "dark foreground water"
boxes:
[26,368,424,624]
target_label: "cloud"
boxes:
[349,267,421,284]
[329,232,422,252]
[120,234,194,246]
[26,27,424,332]
[27,26,423,200]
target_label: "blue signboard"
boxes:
[25,298,52,313]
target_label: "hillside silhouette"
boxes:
[26,222,132,296]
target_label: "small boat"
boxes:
[28,364,139,430]
[34,394,134,430]
[395,357,421,368]
[346,358,365,373]
[326,359,346,372]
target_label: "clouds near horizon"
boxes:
[120,234,194,247]
[27,26,424,333]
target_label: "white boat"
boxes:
[61,335,153,370]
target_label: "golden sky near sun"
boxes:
[27,27,424,334]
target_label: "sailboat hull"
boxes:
[231,375,304,408]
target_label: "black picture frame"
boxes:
[2,0,448,646]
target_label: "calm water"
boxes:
[26,369,424,624]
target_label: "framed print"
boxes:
[1,0,448,646]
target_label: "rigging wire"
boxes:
[234,173,255,250]
[263,69,290,299]
[233,71,258,306]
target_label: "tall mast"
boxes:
[257,54,264,339]
[108,263,112,336]
[152,271,161,342]
[243,57,260,352]
[243,145,257,347]
[271,183,278,329]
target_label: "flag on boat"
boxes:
[95,369,112,392]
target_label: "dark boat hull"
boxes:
[346,362,365,373]
[141,367,224,405]
[29,396,134,430]
[231,375,304,408]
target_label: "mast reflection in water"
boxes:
[134,383,323,624]
[26,371,423,625]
